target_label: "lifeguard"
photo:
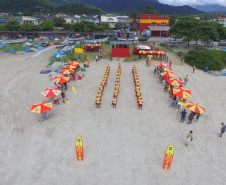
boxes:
[96,97,101,108]
[138,97,143,110]
[115,86,119,92]
[99,85,104,92]
[114,90,118,98]
[112,97,117,108]
[136,90,141,99]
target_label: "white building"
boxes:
[216,17,226,27]
[101,15,118,28]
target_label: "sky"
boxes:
[158,0,225,6]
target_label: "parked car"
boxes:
[138,36,147,41]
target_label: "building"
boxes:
[21,16,55,25]
[101,15,118,28]
[64,16,80,24]
[139,14,169,37]
[117,16,131,31]
[81,15,99,24]
[216,16,226,27]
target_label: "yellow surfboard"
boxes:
[76,136,83,161]
[163,144,174,169]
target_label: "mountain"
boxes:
[193,4,226,14]
[49,0,204,15]
[0,0,55,12]
[54,2,106,15]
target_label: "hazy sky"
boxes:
[158,0,225,6]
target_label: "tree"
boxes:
[63,23,72,30]
[215,22,226,42]
[114,23,120,30]
[22,11,33,16]
[142,5,158,14]
[200,21,219,46]
[54,17,65,27]
[4,18,20,31]
[129,11,138,30]
[169,16,202,47]
[18,23,40,31]
[39,20,54,31]
[168,15,178,27]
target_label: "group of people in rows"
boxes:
[132,66,143,110]
[96,65,110,108]
[112,64,121,108]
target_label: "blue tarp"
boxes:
[25,48,30,52]
[40,69,52,74]
[53,52,64,57]
[38,46,44,50]
[7,49,16,52]
[1,43,8,47]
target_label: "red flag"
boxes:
[78,75,82,80]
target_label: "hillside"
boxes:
[49,0,204,15]
[54,2,106,15]
[193,4,226,13]
[0,0,55,12]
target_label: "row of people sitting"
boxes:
[112,63,121,108]
[96,65,110,108]
[132,66,143,110]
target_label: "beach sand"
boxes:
[0,45,226,185]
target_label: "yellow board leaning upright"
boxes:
[74,48,83,53]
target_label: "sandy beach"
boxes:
[0,44,226,185]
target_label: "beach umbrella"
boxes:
[30,101,52,114]
[167,79,184,86]
[161,72,175,78]
[173,87,192,99]
[41,88,61,98]
[186,102,206,114]
[157,51,166,55]
[85,44,92,47]
[138,50,147,55]
[60,69,75,75]
[162,67,173,72]
[158,63,166,67]
[68,61,81,65]
[146,50,156,54]
[53,76,69,84]
[64,65,78,69]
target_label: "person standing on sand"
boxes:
[112,96,117,108]
[96,55,98,62]
[193,66,196,73]
[186,130,193,146]
[170,96,177,107]
[219,123,225,137]
[187,111,194,124]
[54,96,59,105]
[169,61,172,68]
[181,109,187,122]
[181,59,184,65]
[184,75,189,85]
[196,114,200,122]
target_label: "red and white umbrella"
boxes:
[41,88,61,98]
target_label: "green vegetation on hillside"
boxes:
[185,50,226,71]
[53,2,106,15]
[142,5,159,14]
[0,0,55,12]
